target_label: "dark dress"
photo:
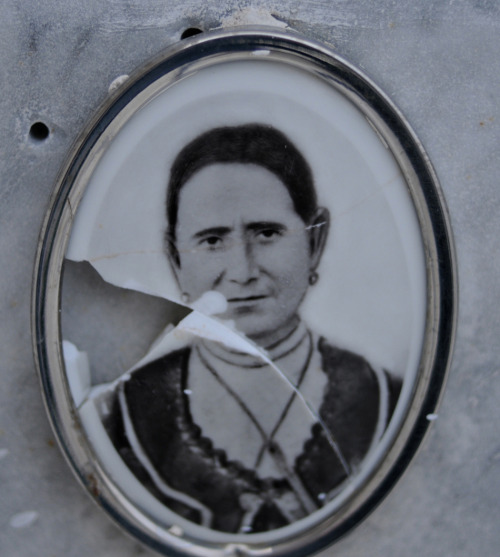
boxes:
[104,338,401,533]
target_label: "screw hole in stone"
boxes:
[30,121,50,141]
[181,27,203,40]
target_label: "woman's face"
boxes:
[171,163,328,347]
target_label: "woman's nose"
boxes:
[226,240,259,284]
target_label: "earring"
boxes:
[309,271,319,285]
[181,292,190,304]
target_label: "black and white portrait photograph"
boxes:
[59,55,427,539]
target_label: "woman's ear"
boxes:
[309,207,330,271]
[165,231,182,291]
[164,230,180,267]
[166,243,185,297]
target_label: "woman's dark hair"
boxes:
[166,124,317,263]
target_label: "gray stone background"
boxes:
[1,1,499,555]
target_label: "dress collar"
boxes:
[198,320,309,371]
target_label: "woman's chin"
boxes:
[233,319,296,349]
[219,302,298,347]
[226,315,275,345]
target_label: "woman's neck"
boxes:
[248,314,301,350]
[199,316,307,369]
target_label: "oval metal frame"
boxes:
[32,27,457,557]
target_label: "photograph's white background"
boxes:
[1,2,498,556]
[66,59,426,378]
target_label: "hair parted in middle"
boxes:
[165,124,318,264]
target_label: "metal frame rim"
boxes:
[32,26,457,557]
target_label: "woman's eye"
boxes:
[200,236,222,248]
[257,228,281,240]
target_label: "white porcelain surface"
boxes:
[1,2,499,556]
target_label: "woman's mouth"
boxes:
[227,295,268,303]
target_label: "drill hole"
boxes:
[181,28,203,40]
[30,121,50,141]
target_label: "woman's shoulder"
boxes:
[315,337,401,465]
[128,346,191,382]
[317,337,373,374]
[122,347,192,412]
[317,337,401,393]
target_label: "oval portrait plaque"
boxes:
[33,27,457,557]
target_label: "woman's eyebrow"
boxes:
[192,226,232,239]
[246,221,287,232]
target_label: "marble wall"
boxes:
[1,1,499,555]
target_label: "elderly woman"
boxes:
[104,124,401,534]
